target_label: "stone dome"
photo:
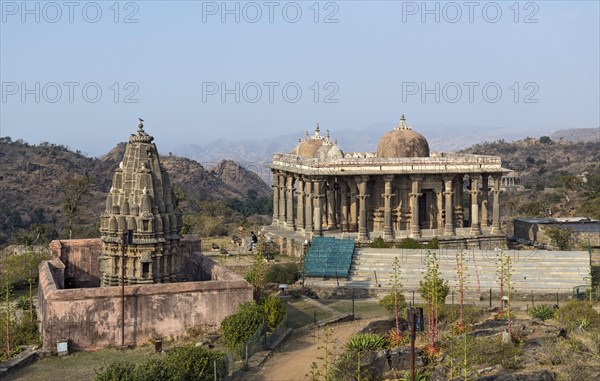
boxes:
[295,137,325,157]
[292,124,338,158]
[316,143,344,160]
[376,115,430,158]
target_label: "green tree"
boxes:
[245,242,267,300]
[220,302,265,352]
[542,226,573,250]
[261,294,286,331]
[61,174,93,239]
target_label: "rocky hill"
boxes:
[550,127,599,143]
[0,137,271,245]
[461,137,600,189]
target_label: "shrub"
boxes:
[261,294,286,331]
[425,237,439,249]
[557,301,600,331]
[379,290,407,315]
[396,238,422,249]
[529,304,555,321]
[95,361,136,381]
[95,346,227,381]
[370,237,391,248]
[264,263,299,284]
[346,333,388,352]
[221,302,265,351]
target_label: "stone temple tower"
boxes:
[99,120,182,286]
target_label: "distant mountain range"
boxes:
[176,125,599,180]
[175,123,600,168]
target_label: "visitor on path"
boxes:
[250,231,258,251]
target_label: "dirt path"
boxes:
[235,318,376,381]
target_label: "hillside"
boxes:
[462,137,600,189]
[0,137,271,245]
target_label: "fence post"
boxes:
[352,288,355,320]
[489,288,492,308]
[556,292,559,307]
[531,290,534,307]
[214,359,217,381]
[412,290,415,306]
[244,343,249,371]
[451,291,454,305]
[313,309,317,325]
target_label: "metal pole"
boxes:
[410,309,416,381]
[412,290,415,306]
[489,288,492,308]
[121,233,126,349]
[352,288,355,320]
[374,270,378,287]
[531,290,534,307]
[452,291,454,305]
[214,359,217,381]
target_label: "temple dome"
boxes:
[292,124,338,158]
[376,115,430,158]
[295,138,325,157]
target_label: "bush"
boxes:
[220,301,266,351]
[438,304,485,326]
[529,304,555,321]
[396,238,422,249]
[379,290,407,315]
[261,294,286,331]
[264,263,299,284]
[370,237,392,248]
[557,301,600,331]
[95,361,136,381]
[346,333,388,352]
[424,237,439,249]
[95,346,227,381]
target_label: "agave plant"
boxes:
[529,304,555,321]
[346,333,388,352]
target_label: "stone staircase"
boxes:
[304,248,591,301]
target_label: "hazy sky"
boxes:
[1,1,599,156]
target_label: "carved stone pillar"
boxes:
[313,177,324,236]
[272,171,279,224]
[409,176,422,238]
[470,175,481,235]
[348,178,358,232]
[296,176,305,230]
[436,188,444,230]
[340,179,349,231]
[400,177,411,231]
[491,174,501,234]
[443,176,455,236]
[286,175,295,230]
[481,174,489,227]
[454,176,464,228]
[383,175,394,240]
[356,176,369,241]
[304,178,313,232]
[326,179,336,229]
[278,172,286,227]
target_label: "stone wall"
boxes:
[38,237,253,351]
[49,239,103,288]
[514,220,600,250]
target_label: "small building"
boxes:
[514,217,600,250]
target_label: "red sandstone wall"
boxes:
[38,252,253,351]
[49,239,103,288]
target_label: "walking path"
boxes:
[231,317,377,381]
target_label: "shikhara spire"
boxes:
[99,119,182,286]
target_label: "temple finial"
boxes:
[326,129,330,139]
[315,123,320,133]
[305,130,309,139]
[137,117,145,133]
[396,114,410,130]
